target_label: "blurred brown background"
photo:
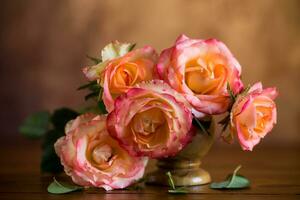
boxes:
[0,0,299,145]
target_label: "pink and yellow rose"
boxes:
[230,82,278,150]
[156,34,243,116]
[83,42,158,112]
[107,80,194,158]
[54,114,148,191]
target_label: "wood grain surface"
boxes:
[1,136,299,200]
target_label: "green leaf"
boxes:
[227,82,236,102]
[97,101,108,114]
[210,165,250,189]
[166,172,188,194]
[226,174,250,188]
[47,177,83,194]
[240,84,251,96]
[41,138,63,173]
[51,108,78,130]
[166,172,175,190]
[84,92,99,101]
[86,55,101,64]
[210,180,231,189]
[129,43,136,51]
[42,129,64,149]
[77,81,98,90]
[168,188,188,194]
[19,111,50,139]
[41,108,77,173]
[192,117,210,135]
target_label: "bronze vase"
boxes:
[146,119,215,186]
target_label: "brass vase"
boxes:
[146,119,215,186]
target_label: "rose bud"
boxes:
[230,82,278,150]
[83,42,158,112]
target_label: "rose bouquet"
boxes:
[20,35,278,192]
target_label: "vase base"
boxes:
[146,167,211,186]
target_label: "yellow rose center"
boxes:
[253,102,273,135]
[185,55,227,95]
[115,62,139,87]
[130,107,169,148]
[92,144,113,165]
[110,59,152,95]
[237,98,274,139]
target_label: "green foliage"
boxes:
[240,84,251,96]
[41,139,63,173]
[47,177,83,194]
[84,92,99,101]
[227,82,236,103]
[129,43,136,51]
[51,108,78,130]
[192,117,211,135]
[19,111,50,139]
[41,108,78,173]
[97,101,108,114]
[166,172,175,190]
[77,80,98,90]
[210,165,250,189]
[86,55,102,64]
[19,107,79,173]
[78,80,102,102]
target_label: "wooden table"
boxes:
[1,137,299,200]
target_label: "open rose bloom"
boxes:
[55,114,148,190]
[157,34,243,116]
[52,35,278,190]
[107,80,194,158]
[230,82,278,150]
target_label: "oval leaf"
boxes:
[210,165,250,189]
[19,111,50,139]
[47,178,83,194]
[227,175,250,188]
[168,189,188,194]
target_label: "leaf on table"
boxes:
[47,177,83,194]
[166,171,188,194]
[210,165,250,189]
[168,188,188,194]
[19,111,50,139]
